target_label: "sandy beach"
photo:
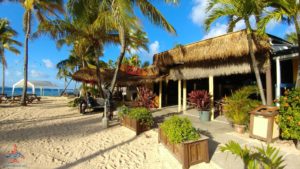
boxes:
[0,97,163,169]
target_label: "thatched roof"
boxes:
[167,57,267,80]
[72,67,163,86]
[153,30,270,67]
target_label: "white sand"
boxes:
[0,97,161,169]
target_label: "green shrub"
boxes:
[278,88,300,140]
[68,97,84,107]
[220,141,285,169]
[161,116,200,144]
[118,106,154,127]
[223,86,260,125]
[117,105,130,118]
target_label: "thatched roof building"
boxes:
[72,66,163,86]
[153,30,271,80]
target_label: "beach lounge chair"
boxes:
[0,94,8,103]
[27,94,41,103]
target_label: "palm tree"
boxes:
[259,0,300,87]
[0,19,22,95]
[67,0,178,92]
[205,0,267,105]
[18,0,64,105]
[285,32,297,44]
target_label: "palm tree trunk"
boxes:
[2,65,4,95]
[21,10,31,106]
[94,48,104,98]
[293,17,300,88]
[110,26,126,92]
[245,19,266,105]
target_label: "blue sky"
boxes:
[0,0,294,88]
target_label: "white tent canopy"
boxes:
[12,79,58,96]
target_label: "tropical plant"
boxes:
[205,0,267,105]
[11,0,65,105]
[277,88,300,141]
[119,107,154,127]
[0,19,21,95]
[136,86,158,109]
[160,116,200,144]
[68,96,84,107]
[220,141,285,169]
[285,32,297,44]
[223,86,260,125]
[67,0,178,92]
[188,90,212,111]
[259,0,300,87]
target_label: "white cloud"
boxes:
[149,41,160,56]
[190,0,209,26]
[42,59,54,69]
[30,70,49,78]
[202,23,227,40]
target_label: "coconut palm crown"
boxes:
[205,0,267,105]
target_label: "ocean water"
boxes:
[0,87,78,97]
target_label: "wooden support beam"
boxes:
[183,80,187,113]
[178,80,182,113]
[276,58,281,106]
[159,81,162,109]
[209,76,214,120]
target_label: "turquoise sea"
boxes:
[0,87,78,96]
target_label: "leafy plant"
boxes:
[161,116,200,144]
[223,86,260,125]
[188,90,212,111]
[137,87,158,109]
[117,105,130,118]
[220,141,285,169]
[119,107,154,127]
[277,88,300,140]
[68,97,84,107]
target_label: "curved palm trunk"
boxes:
[110,26,126,93]
[94,48,104,98]
[21,10,31,106]
[245,20,266,105]
[293,17,300,88]
[2,65,4,95]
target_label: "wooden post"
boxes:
[183,80,187,113]
[209,76,214,120]
[159,81,162,109]
[276,58,281,106]
[165,80,169,105]
[178,80,182,113]
[266,55,273,105]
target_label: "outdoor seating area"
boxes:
[0,94,42,104]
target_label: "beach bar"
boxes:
[153,30,298,120]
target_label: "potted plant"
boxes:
[223,86,260,134]
[188,90,212,121]
[277,88,300,150]
[159,116,209,169]
[118,106,154,135]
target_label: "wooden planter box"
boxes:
[120,116,150,135]
[158,127,209,169]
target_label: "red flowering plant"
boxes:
[137,87,158,109]
[188,90,212,111]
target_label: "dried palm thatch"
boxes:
[153,30,270,67]
[168,56,267,80]
[72,68,164,86]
